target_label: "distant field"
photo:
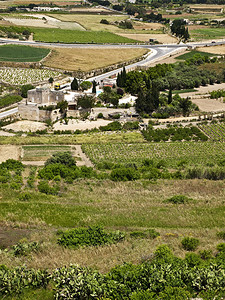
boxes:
[176,49,218,60]
[0,44,50,62]
[32,27,137,43]
[197,45,225,55]
[117,33,177,43]
[190,27,225,41]
[49,14,127,32]
[43,47,148,71]
[82,142,225,168]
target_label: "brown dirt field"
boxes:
[197,45,225,55]
[189,4,225,9]
[133,21,164,31]
[117,33,177,43]
[3,120,46,132]
[188,25,207,30]
[0,226,31,248]
[191,98,225,112]
[0,145,20,163]
[43,47,148,71]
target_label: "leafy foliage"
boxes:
[57,226,125,248]
[181,237,200,251]
[166,195,192,204]
[12,241,40,256]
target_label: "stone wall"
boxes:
[18,103,61,122]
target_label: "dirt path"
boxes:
[73,145,94,167]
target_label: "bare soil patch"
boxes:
[197,45,225,55]
[0,226,31,249]
[53,119,112,131]
[3,120,46,132]
[117,33,177,43]
[133,21,164,31]
[43,47,147,71]
[0,145,20,162]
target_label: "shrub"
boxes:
[217,231,225,240]
[37,181,59,195]
[12,241,40,256]
[185,253,202,267]
[131,290,156,299]
[97,112,104,118]
[166,195,192,204]
[18,192,32,201]
[57,226,125,248]
[217,243,225,253]
[110,167,140,181]
[0,159,24,171]
[154,244,173,262]
[181,237,200,251]
[157,287,191,300]
[199,249,213,260]
[45,152,76,167]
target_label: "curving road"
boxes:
[0,38,224,119]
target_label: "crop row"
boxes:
[82,142,225,168]
[0,67,61,85]
[198,122,225,141]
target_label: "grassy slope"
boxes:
[0,44,50,62]
[0,178,224,272]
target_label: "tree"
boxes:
[77,95,95,109]
[71,78,78,91]
[168,87,172,104]
[48,77,54,84]
[56,100,68,114]
[80,81,92,91]
[21,84,34,98]
[178,97,192,116]
[45,152,76,167]
[92,81,97,94]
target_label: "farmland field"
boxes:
[43,47,148,71]
[176,49,218,60]
[0,44,50,62]
[32,27,137,43]
[0,67,61,85]
[189,27,225,41]
[22,145,71,161]
[198,122,225,141]
[82,142,225,168]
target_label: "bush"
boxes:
[45,152,76,167]
[0,159,24,171]
[18,192,32,201]
[157,287,191,300]
[110,167,140,181]
[57,226,125,248]
[199,249,213,260]
[185,253,202,267]
[131,290,156,299]
[37,181,59,195]
[12,241,40,256]
[217,243,225,253]
[181,237,200,251]
[97,112,104,118]
[217,231,225,240]
[154,244,173,262]
[166,195,192,204]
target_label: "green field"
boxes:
[22,145,71,161]
[32,28,138,44]
[190,27,225,41]
[0,44,50,62]
[198,122,225,141]
[176,49,218,60]
[82,141,225,168]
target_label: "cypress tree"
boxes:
[168,87,173,104]
[71,77,78,91]
[92,80,97,94]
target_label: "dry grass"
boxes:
[43,47,148,71]
[117,33,177,43]
[0,179,224,272]
[197,45,225,55]
[0,145,20,163]
[132,21,164,31]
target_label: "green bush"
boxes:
[37,181,59,195]
[57,226,125,249]
[18,192,32,201]
[110,167,140,181]
[45,152,76,167]
[199,249,213,260]
[131,290,156,299]
[217,231,225,240]
[157,287,191,300]
[12,241,40,256]
[166,195,192,204]
[181,237,200,251]
[185,253,202,267]
[216,243,225,253]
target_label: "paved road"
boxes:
[0,107,18,119]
